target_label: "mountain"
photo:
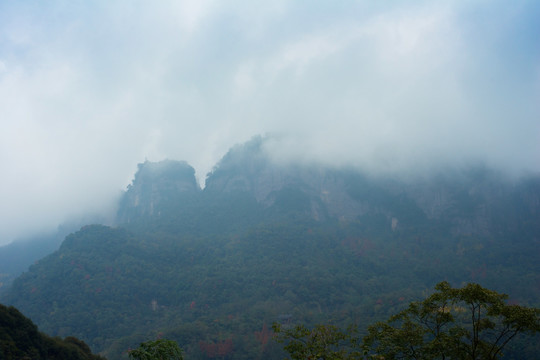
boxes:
[2,136,539,359]
[0,233,64,295]
[0,223,87,294]
[117,159,201,224]
[0,214,117,295]
[0,302,105,359]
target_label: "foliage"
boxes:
[0,302,105,360]
[273,323,363,360]
[128,339,183,360]
[363,281,540,359]
[2,155,540,359]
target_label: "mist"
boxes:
[0,1,539,245]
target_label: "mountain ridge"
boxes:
[1,136,539,359]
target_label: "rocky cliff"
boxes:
[117,160,200,224]
[118,137,540,240]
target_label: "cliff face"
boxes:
[397,170,540,237]
[117,138,540,239]
[5,138,540,360]
[203,137,540,237]
[203,137,367,222]
[117,160,200,223]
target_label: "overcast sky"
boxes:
[0,1,539,244]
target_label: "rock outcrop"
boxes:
[118,137,540,238]
[117,160,200,223]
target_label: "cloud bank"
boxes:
[0,1,539,243]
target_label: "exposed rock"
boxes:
[117,138,540,239]
[117,160,200,222]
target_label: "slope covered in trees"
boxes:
[274,282,540,360]
[2,137,539,359]
[0,302,105,360]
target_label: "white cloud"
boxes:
[267,33,342,80]
[0,1,538,244]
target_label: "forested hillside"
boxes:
[0,302,105,359]
[0,232,65,293]
[0,219,113,293]
[2,137,539,359]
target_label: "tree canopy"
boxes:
[274,282,540,360]
[363,281,540,359]
[128,339,183,360]
[0,303,105,360]
[273,323,362,360]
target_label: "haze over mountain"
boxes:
[1,1,539,245]
[2,137,539,359]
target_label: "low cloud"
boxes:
[0,1,538,244]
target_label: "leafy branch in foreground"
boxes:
[274,282,539,360]
[363,281,540,360]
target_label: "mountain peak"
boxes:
[117,160,200,223]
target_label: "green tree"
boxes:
[272,323,362,360]
[128,339,183,360]
[363,281,540,359]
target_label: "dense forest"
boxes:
[0,302,105,359]
[1,137,539,359]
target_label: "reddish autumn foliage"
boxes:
[198,338,233,358]
[254,323,271,348]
